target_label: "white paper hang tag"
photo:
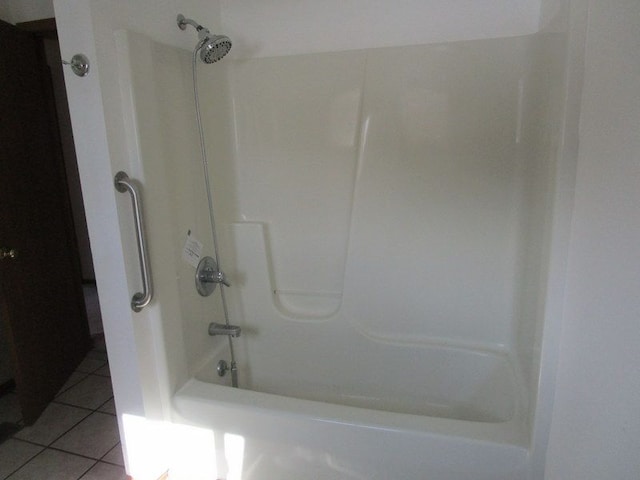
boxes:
[182,230,203,268]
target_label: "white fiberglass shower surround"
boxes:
[55,1,581,479]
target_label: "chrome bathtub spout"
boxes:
[208,322,241,338]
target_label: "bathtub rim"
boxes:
[173,376,530,450]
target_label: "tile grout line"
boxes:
[56,364,109,396]
[1,440,46,480]
[10,439,122,465]
[72,344,110,478]
[42,394,119,469]
[3,391,102,477]
[37,444,107,462]
[42,407,95,447]
[52,395,116,415]
[49,400,95,414]
[6,437,121,479]
[4,349,115,478]
[42,396,117,449]
[76,459,100,480]
[54,350,109,397]
[55,373,90,397]
[98,442,124,466]
[7,393,117,476]
[53,368,115,414]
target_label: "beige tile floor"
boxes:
[0,286,127,480]
[0,341,126,480]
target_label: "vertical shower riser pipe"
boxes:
[191,44,238,387]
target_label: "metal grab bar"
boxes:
[114,171,153,312]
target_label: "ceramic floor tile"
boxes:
[97,398,116,415]
[93,364,111,378]
[85,349,108,363]
[0,394,22,424]
[0,421,21,442]
[57,372,90,396]
[0,439,44,479]
[101,444,124,467]
[52,412,120,459]
[79,461,126,480]
[6,448,94,480]
[13,402,91,446]
[56,375,113,410]
[76,357,107,374]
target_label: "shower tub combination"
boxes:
[112,13,569,479]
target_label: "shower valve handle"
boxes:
[206,269,231,288]
[195,256,230,296]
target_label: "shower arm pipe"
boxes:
[177,14,208,37]
[114,171,153,312]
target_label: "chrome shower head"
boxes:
[198,33,232,64]
[177,14,232,63]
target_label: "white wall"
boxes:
[220,0,541,58]
[544,0,640,478]
[0,0,53,24]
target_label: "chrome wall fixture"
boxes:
[114,171,153,312]
[217,359,229,377]
[195,256,230,297]
[62,53,90,77]
[0,248,17,260]
[176,14,232,64]
[208,322,241,338]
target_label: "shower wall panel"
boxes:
[512,32,569,425]
[225,51,366,317]
[117,31,227,379]
[344,38,529,347]
[116,30,561,422]
[219,36,551,353]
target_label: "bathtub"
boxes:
[172,339,529,480]
[171,223,529,479]
[164,213,531,479]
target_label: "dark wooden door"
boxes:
[0,19,90,424]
